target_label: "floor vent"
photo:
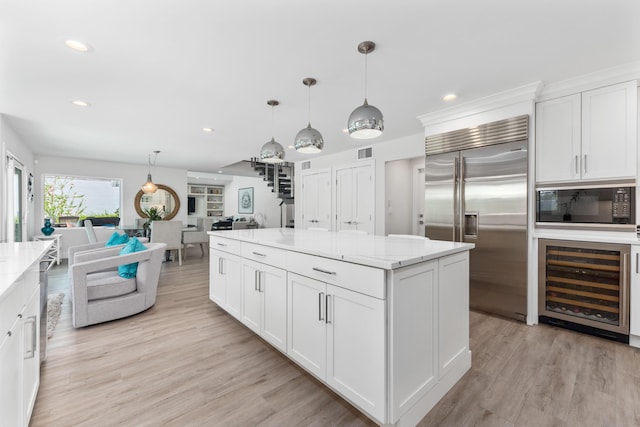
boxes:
[357,146,373,160]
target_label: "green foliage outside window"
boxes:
[43,176,86,220]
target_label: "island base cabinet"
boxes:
[241,260,287,353]
[209,250,241,320]
[287,273,386,423]
[0,265,40,427]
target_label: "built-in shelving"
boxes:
[188,184,224,217]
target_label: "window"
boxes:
[43,175,121,225]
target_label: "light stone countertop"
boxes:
[209,228,475,270]
[0,241,52,301]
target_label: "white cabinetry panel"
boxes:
[536,81,637,184]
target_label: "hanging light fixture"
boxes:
[348,41,384,139]
[260,100,285,163]
[141,150,160,194]
[294,77,324,154]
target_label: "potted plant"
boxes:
[142,206,165,237]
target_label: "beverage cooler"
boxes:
[538,239,630,343]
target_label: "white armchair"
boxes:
[70,242,166,328]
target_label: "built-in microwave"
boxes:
[536,185,635,230]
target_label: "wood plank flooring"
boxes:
[31,247,640,426]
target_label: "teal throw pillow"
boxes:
[118,237,147,278]
[106,232,129,247]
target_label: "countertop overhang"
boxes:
[209,228,474,270]
[0,241,53,300]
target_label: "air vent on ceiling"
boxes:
[357,146,373,160]
[301,161,311,170]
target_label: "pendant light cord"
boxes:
[364,51,368,101]
[307,84,312,125]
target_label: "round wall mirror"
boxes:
[134,184,181,220]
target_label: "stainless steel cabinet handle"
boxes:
[575,155,579,175]
[343,221,352,225]
[254,270,259,291]
[583,154,587,174]
[216,242,227,247]
[218,258,223,274]
[252,251,266,257]
[312,267,336,275]
[325,294,331,324]
[24,316,36,359]
[318,292,325,321]
[636,252,639,274]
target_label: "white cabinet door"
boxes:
[224,255,242,320]
[22,285,40,422]
[326,284,385,422]
[0,321,23,427]
[582,81,637,181]
[631,246,640,339]
[335,162,374,234]
[241,263,262,334]
[241,260,288,352]
[287,273,327,379]
[210,250,242,320]
[209,250,226,305]
[301,170,331,230]
[535,94,581,183]
[260,264,287,352]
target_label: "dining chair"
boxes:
[150,220,184,266]
[84,219,98,243]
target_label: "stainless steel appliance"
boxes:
[425,115,528,321]
[536,185,635,231]
[538,239,630,343]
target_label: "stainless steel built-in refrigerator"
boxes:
[425,115,528,321]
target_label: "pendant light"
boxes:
[260,100,285,163]
[348,41,384,139]
[294,77,324,154]
[141,150,160,194]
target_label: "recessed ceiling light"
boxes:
[287,145,294,149]
[202,127,214,132]
[64,40,92,53]
[442,93,457,101]
[71,100,90,107]
[341,128,349,134]
[217,170,223,174]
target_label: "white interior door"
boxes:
[301,169,331,230]
[335,162,374,234]
[335,168,354,231]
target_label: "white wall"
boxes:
[385,159,413,235]
[33,156,188,234]
[224,175,284,228]
[0,116,36,241]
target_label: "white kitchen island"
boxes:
[208,228,474,426]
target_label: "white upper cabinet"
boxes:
[536,81,637,184]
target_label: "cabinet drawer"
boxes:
[287,251,385,299]
[209,236,241,255]
[242,243,286,267]
[0,278,25,334]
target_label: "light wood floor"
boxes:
[31,247,640,426]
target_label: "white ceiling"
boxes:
[1,0,639,175]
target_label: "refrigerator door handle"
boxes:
[453,156,460,242]
[458,156,465,242]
